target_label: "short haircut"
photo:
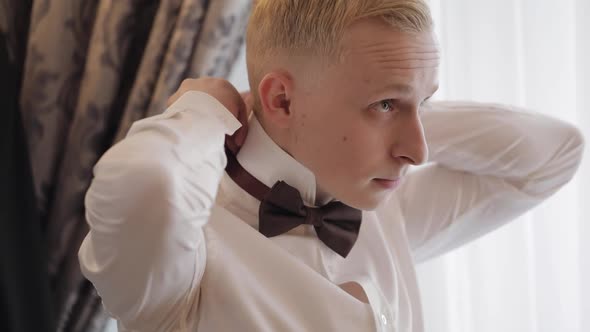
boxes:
[246,0,434,110]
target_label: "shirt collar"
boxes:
[236,115,329,206]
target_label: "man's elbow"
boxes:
[523,123,585,198]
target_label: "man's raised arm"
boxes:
[78,82,242,331]
[392,101,585,263]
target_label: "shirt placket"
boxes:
[362,281,397,332]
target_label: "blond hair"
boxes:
[246,0,434,109]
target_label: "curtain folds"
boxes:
[1,0,252,331]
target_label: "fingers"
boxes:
[165,79,251,153]
[167,79,193,107]
[241,95,254,123]
[166,91,179,108]
[240,91,251,100]
[234,126,248,148]
[234,104,249,148]
[240,91,254,112]
[225,135,239,155]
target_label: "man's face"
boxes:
[287,19,440,210]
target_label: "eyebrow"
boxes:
[386,83,414,94]
[385,83,440,97]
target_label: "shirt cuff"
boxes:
[165,91,243,135]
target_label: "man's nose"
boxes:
[391,114,429,166]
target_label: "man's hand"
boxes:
[167,77,253,154]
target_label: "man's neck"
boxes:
[236,114,332,206]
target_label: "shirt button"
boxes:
[380,313,388,325]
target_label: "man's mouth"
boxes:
[372,177,403,190]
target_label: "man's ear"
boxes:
[257,70,294,129]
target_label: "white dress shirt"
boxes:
[78,91,585,332]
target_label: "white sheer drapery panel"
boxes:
[418,1,589,332]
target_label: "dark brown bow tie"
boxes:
[225,147,362,258]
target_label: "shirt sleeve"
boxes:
[78,91,241,331]
[391,101,585,263]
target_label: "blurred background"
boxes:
[1,0,588,331]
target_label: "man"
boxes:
[79,1,585,331]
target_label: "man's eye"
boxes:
[374,100,395,113]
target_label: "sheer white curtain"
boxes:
[228,1,589,331]
[417,1,590,331]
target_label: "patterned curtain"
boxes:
[1,0,251,331]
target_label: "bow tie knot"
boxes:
[224,147,362,258]
[258,181,362,258]
[304,207,323,227]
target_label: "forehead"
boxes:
[337,19,440,87]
